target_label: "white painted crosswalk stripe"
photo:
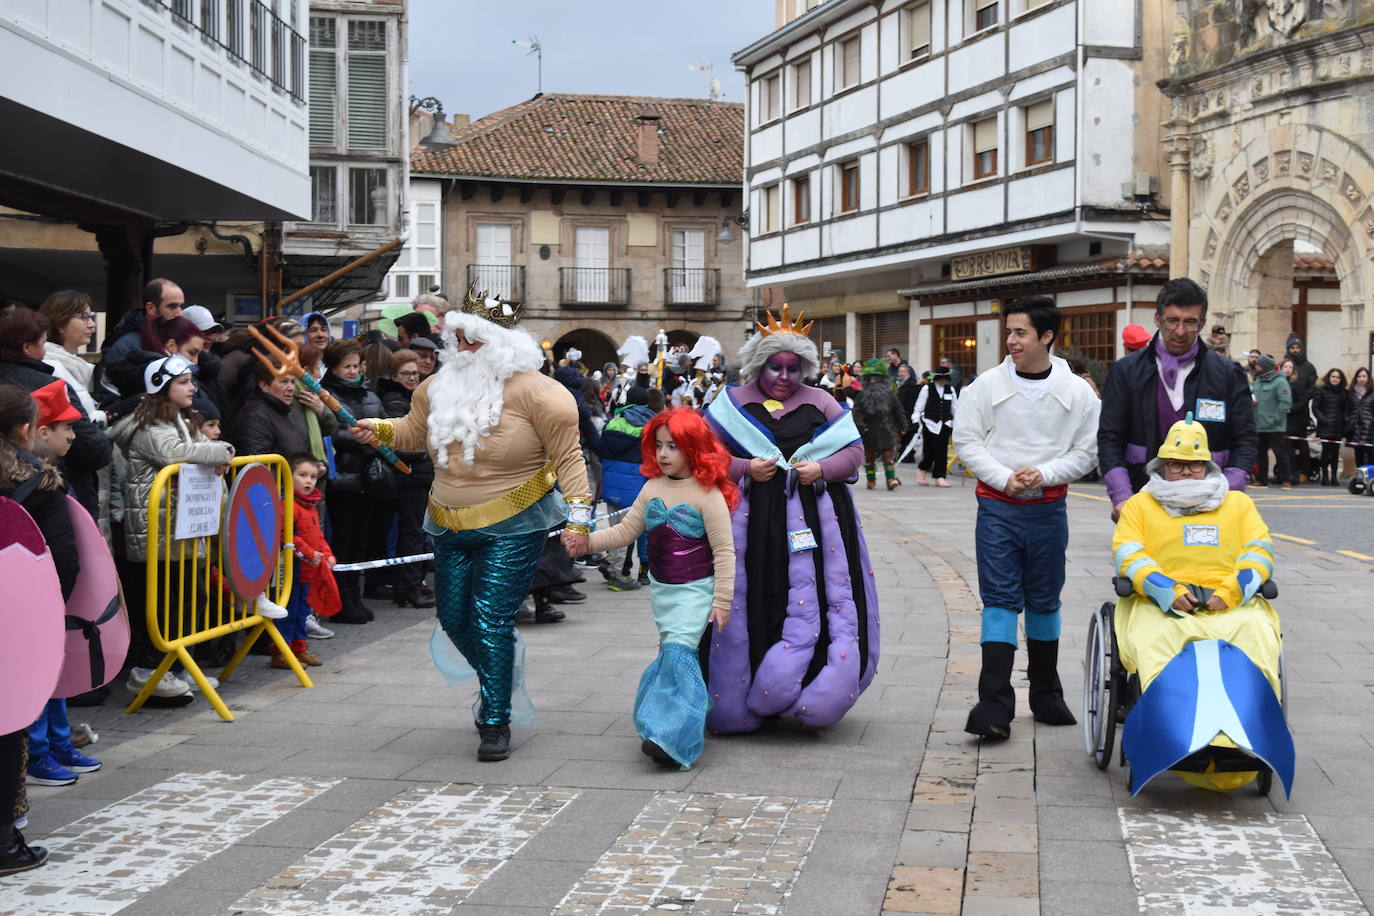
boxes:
[225,783,581,915]
[4,771,339,916]
[1120,809,1369,915]
[553,793,831,914]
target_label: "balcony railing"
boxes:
[559,268,632,308]
[143,0,305,101]
[466,264,527,304]
[663,268,721,306]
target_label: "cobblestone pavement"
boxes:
[9,480,1373,915]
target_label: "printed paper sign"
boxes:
[1182,524,1220,546]
[175,464,223,540]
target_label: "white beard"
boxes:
[425,312,544,469]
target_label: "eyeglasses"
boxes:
[1163,459,1206,474]
[1160,318,1202,331]
[77,312,96,323]
[397,370,421,379]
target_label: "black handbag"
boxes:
[364,453,398,499]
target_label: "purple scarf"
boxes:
[1154,334,1200,389]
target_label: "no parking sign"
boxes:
[224,463,283,601]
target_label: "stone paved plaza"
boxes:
[7,482,1373,915]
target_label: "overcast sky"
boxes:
[407,0,776,122]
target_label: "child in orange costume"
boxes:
[273,454,338,668]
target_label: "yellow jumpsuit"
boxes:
[1112,489,1281,791]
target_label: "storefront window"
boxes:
[933,321,977,378]
[1057,310,1116,365]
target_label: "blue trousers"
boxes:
[974,495,1068,646]
[284,582,311,643]
[27,698,72,760]
[434,527,547,727]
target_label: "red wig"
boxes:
[640,408,739,510]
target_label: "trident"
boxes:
[248,323,412,475]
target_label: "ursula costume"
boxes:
[589,475,735,767]
[702,326,878,733]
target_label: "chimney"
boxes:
[635,107,661,165]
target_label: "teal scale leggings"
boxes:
[433,526,548,726]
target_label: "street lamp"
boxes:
[716,211,749,244]
[409,95,457,148]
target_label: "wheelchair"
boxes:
[1081,576,1285,796]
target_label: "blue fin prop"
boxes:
[1122,639,1294,798]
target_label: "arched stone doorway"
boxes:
[554,328,617,371]
[1191,124,1374,368]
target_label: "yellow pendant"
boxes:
[763,398,785,414]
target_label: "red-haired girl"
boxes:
[563,408,736,769]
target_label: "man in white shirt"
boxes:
[953,296,1100,740]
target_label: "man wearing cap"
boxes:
[351,291,590,764]
[1098,278,1257,521]
[182,306,228,344]
[407,336,439,378]
[1121,324,1151,353]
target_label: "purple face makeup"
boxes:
[759,351,802,400]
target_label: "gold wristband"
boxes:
[370,419,395,446]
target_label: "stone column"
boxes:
[1253,239,1295,358]
[1166,130,1192,277]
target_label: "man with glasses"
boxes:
[1099,278,1257,521]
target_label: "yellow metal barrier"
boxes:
[125,454,310,721]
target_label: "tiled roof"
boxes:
[412,93,744,186]
[1293,254,1336,271]
[1116,250,1336,273]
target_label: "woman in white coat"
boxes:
[38,291,105,426]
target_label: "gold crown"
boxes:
[460,284,521,329]
[757,303,813,337]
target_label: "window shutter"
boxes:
[910,4,931,54]
[843,38,860,86]
[309,50,336,146]
[974,118,998,153]
[1026,99,1054,131]
[976,0,998,11]
[346,20,387,149]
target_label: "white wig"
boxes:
[737,332,820,385]
[425,310,544,468]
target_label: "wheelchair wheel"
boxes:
[1082,602,1118,770]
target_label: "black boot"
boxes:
[477,724,511,761]
[394,586,435,608]
[1026,638,1077,725]
[966,642,1016,740]
[531,590,566,623]
[332,586,371,625]
[0,826,48,876]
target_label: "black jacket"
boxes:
[1311,383,1347,440]
[1097,335,1257,491]
[1346,387,1374,445]
[0,355,111,516]
[99,347,221,422]
[376,377,434,488]
[1285,379,1309,438]
[320,372,385,493]
[230,390,307,458]
[2,449,79,599]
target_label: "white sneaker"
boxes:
[305,614,335,639]
[174,669,220,691]
[255,595,289,620]
[127,667,191,698]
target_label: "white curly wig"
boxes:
[737,332,820,385]
[425,310,544,468]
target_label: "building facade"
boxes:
[411,93,757,369]
[1162,0,1374,372]
[733,0,1175,376]
[0,0,310,320]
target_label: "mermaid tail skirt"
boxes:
[635,642,710,769]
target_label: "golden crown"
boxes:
[757,303,813,337]
[460,284,521,329]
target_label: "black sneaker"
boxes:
[0,829,48,876]
[548,586,586,604]
[477,724,511,762]
[641,738,674,766]
[637,569,651,587]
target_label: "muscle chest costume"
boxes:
[700,308,879,732]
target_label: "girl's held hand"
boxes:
[561,530,589,556]
[710,605,730,632]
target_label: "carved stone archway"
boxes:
[1191,123,1374,366]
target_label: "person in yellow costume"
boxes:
[1112,413,1282,793]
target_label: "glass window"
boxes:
[972,117,998,180]
[309,165,336,223]
[903,3,931,59]
[907,140,929,196]
[346,20,388,149]
[839,36,860,89]
[793,175,811,224]
[840,162,860,212]
[348,167,386,224]
[792,58,812,109]
[1058,311,1117,365]
[1025,99,1054,166]
[761,184,781,233]
[393,274,410,299]
[934,321,977,378]
[974,0,999,31]
[761,73,781,121]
